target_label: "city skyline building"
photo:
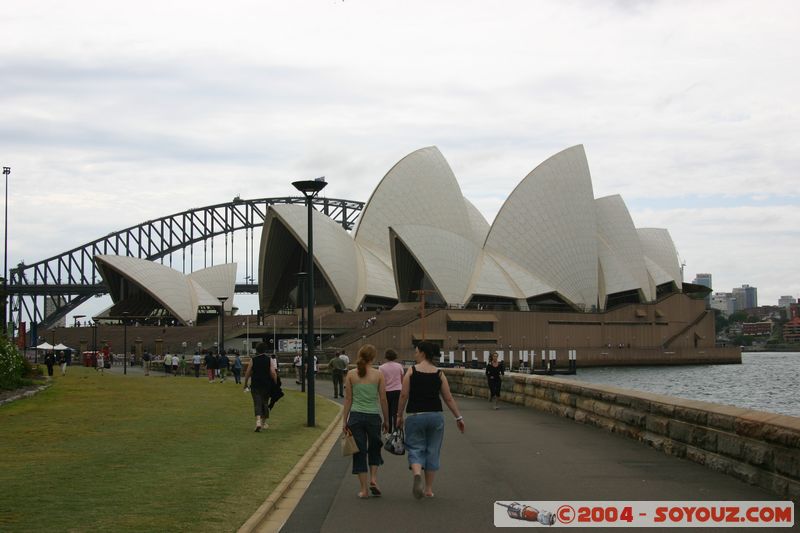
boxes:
[710,292,736,317]
[693,273,712,307]
[778,295,796,311]
[732,284,758,312]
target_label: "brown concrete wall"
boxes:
[444,369,800,501]
[339,293,724,363]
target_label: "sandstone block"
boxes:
[668,420,692,444]
[774,450,800,478]
[645,415,669,435]
[716,433,744,459]
[742,441,774,469]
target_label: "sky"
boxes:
[1,0,798,324]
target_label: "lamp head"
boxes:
[292,178,327,197]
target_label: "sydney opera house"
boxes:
[261,145,685,314]
[257,145,734,365]
[89,145,735,365]
[93,255,236,325]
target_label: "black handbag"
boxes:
[383,428,405,455]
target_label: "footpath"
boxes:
[273,379,794,533]
[105,365,795,531]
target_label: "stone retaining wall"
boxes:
[444,368,800,501]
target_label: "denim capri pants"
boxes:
[348,411,384,474]
[404,411,445,471]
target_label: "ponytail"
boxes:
[356,344,377,377]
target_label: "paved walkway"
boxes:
[275,379,795,533]
[80,366,794,531]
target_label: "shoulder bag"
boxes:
[341,429,359,456]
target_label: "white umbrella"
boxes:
[36,342,54,350]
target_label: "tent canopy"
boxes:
[35,342,54,350]
[54,343,71,351]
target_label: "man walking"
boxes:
[192,352,202,377]
[244,342,278,432]
[293,353,302,384]
[142,351,151,376]
[204,351,216,382]
[329,352,346,398]
[218,352,230,383]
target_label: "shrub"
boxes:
[0,336,26,390]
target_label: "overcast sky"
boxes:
[2,0,798,322]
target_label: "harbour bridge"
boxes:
[6,196,364,342]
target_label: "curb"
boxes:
[238,400,343,533]
[0,382,51,407]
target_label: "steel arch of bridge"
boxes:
[8,196,364,332]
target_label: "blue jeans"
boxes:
[404,411,445,471]
[348,411,384,474]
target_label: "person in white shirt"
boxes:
[192,353,202,378]
[293,354,302,384]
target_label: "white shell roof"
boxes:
[354,146,476,266]
[484,145,598,309]
[95,255,236,324]
[390,224,481,305]
[638,228,683,290]
[258,145,683,313]
[595,195,654,303]
[187,263,237,312]
[265,204,363,311]
[359,245,398,301]
[486,250,554,298]
[463,197,491,244]
[469,251,522,299]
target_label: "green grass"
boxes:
[0,366,338,532]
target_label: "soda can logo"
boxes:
[493,501,794,528]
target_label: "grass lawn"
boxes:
[0,366,338,532]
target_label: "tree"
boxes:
[714,310,729,334]
[728,311,748,323]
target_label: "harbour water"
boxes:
[562,352,800,418]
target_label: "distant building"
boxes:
[783,317,800,343]
[732,284,757,311]
[778,295,796,310]
[693,273,712,307]
[710,292,736,317]
[741,321,772,337]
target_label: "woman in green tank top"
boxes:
[342,344,390,498]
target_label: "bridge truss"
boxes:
[7,196,364,336]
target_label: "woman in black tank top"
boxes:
[396,341,465,499]
[244,342,278,432]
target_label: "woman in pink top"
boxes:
[379,349,405,431]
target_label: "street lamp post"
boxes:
[218,296,229,357]
[92,321,98,358]
[245,312,250,355]
[292,177,327,428]
[297,272,307,394]
[3,166,10,334]
[122,311,129,375]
